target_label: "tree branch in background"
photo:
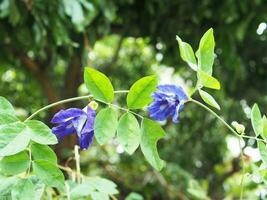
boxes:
[19,53,63,113]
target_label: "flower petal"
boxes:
[172,103,185,123]
[51,121,75,140]
[158,85,188,101]
[51,108,86,124]
[148,101,176,121]
[78,130,94,150]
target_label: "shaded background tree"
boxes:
[0,0,267,199]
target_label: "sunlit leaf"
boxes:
[199,89,220,110]
[32,160,64,189]
[0,96,15,115]
[0,151,30,175]
[197,70,220,90]
[127,76,158,109]
[0,122,30,156]
[31,143,57,164]
[251,104,263,136]
[11,179,35,200]
[258,141,267,165]
[117,113,141,154]
[176,36,197,71]
[196,28,215,75]
[84,67,114,103]
[94,108,118,145]
[24,120,58,145]
[140,118,165,171]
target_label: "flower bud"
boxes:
[89,101,98,110]
[231,121,245,134]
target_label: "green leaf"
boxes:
[127,76,158,109]
[117,113,141,154]
[0,176,18,196]
[70,177,118,199]
[31,143,57,164]
[24,120,58,145]
[0,96,15,115]
[91,192,109,200]
[196,28,215,75]
[0,122,30,156]
[29,176,45,200]
[140,118,165,171]
[262,116,267,140]
[94,108,118,145]
[251,104,263,136]
[84,67,114,103]
[198,89,220,110]
[258,141,267,165]
[125,192,144,200]
[11,179,35,200]
[0,151,30,175]
[32,160,64,188]
[197,70,220,90]
[0,114,18,126]
[176,36,197,71]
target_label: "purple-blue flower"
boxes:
[148,85,188,123]
[51,106,96,150]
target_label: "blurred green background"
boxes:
[1,0,267,199]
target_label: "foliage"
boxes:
[1,1,267,199]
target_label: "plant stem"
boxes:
[25,90,130,121]
[189,99,265,142]
[74,145,81,184]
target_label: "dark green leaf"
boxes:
[117,113,141,154]
[140,118,165,171]
[127,76,158,109]
[0,151,30,175]
[196,28,215,75]
[199,89,220,110]
[251,104,263,136]
[31,143,57,164]
[84,67,114,103]
[32,160,64,188]
[94,108,118,145]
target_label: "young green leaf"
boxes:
[117,113,141,154]
[91,191,109,200]
[0,151,30,175]
[0,96,15,115]
[176,36,197,71]
[11,179,35,200]
[197,70,220,90]
[94,108,118,145]
[84,67,114,103]
[258,141,267,165]
[24,120,58,145]
[0,114,18,126]
[262,116,267,140]
[0,122,30,156]
[127,76,158,109]
[251,104,263,136]
[0,176,18,196]
[196,28,215,75]
[31,143,57,164]
[32,160,64,188]
[199,89,220,110]
[140,118,165,171]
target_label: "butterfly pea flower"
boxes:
[51,106,96,150]
[148,85,188,123]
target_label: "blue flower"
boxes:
[51,106,96,149]
[148,85,188,123]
